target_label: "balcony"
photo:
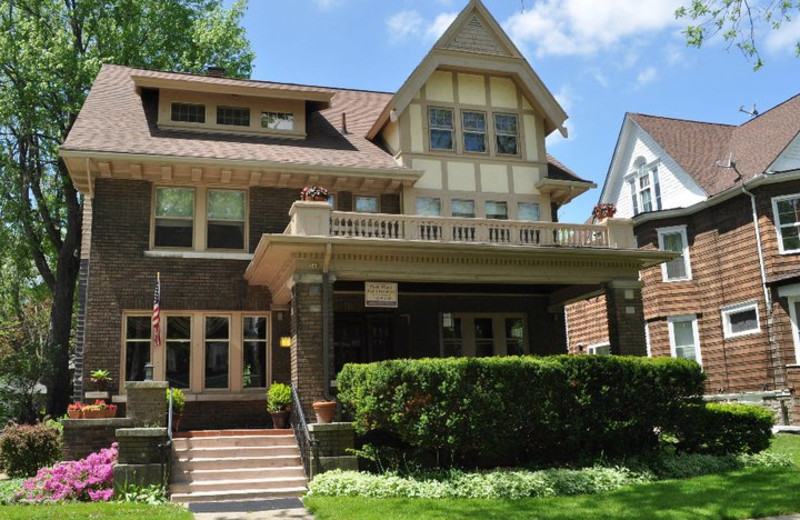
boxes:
[286,201,635,249]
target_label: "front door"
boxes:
[333,314,395,375]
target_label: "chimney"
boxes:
[341,112,349,134]
[206,66,226,78]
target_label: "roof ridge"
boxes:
[106,63,395,95]
[737,92,800,128]
[628,112,736,129]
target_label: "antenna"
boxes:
[739,103,758,118]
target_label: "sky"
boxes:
[226,0,800,223]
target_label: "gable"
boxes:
[769,131,800,173]
[439,12,514,57]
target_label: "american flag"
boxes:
[152,273,161,348]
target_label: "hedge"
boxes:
[337,355,706,467]
[672,402,775,455]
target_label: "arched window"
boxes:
[628,157,661,215]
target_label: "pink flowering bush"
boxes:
[18,442,118,502]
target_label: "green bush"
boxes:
[0,422,62,478]
[267,383,291,412]
[166,388,185,414]
[338,355,705,467]
[671,403,774,455]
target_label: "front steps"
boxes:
[170,430,307,503]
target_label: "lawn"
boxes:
[305,434,800,520]
[0,503,192,520]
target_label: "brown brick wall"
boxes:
[291,280,332,416]
[180,399,269,430]
[565,295,609,354]
[62,418,133,460]
[605,285,646,356]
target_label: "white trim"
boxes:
[788,296,800,364]
[772,192,800,254]
[644,322,652,358]
[144,250,253,261]
[587,342,611,355]
[667,314,702,366]
[720,301,761,339]
[778,283,800,298]
[657,225,692,282]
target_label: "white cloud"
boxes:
[636,66,658,85]
[387,10,458,43]
[504,0,683,57]
[765,17,800,54]
[664,44,685,66]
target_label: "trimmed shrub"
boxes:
[0,422,62,478]
[338,355,705,467]
[19,443,117,502]
[672,403,774,455]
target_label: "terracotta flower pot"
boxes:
[68,410,82,419]
[312,401,337,424]
[103,408,116,419]
[83,408,103,419]
[172,413,184,433]
[270,410,289,429]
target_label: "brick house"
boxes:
[61,0,672,429]
[565,95,800,422]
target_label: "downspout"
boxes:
[322,243,333,400]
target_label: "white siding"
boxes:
[770,133,800,173]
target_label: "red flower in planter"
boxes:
[592,203,616,220]
[300,185,330,201]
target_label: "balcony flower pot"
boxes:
[300,185,330,202]
[312,400,337,424]
[270,410,289,429]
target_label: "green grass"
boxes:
[0,503,192,520]
[306,434,800,520]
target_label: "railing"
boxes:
[290,382,320,478]
[329,212,609,248]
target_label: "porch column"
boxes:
[290,273,334,418]
[604,280,646,356]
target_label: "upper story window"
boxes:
[668,315,701,365]
[355,196,379,213]
[494,113,519,155]
[462,111,487,153]
[217,106,250,127]
[518,202,540,221]
[261,111,294,130]
[721,302,760,339]
[588,342,611,355]
[207,189,245,250]
[452,199,475,218]
[486,201,508,220]
[657,226,691,281]
[416,197,441,216]
[154,187,194,248]
[628,158,662,215]
[429,107,454,150]
[773,193,800,254]
[171,102,206,124]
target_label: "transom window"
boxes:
[217,106,250,127]
[440,313,527,357]
[721,302,760,339]
[416,197,441,216]
[657,226,691,281]
[668,315,701,365]
[124,317,151,382]
[261,111,294,130]
[494,113,519,155]
[171,102,206,124]
[628,159,662,215]
[462,111,486,153]
[429,107,454,150]
[355,196,379,213]
[518,202,540,221]
[154,187,194,248]
[207,190,245,250]
[773,194,800,253]
[452,199,475,218]
[486,201,508,220]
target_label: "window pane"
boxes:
[463,111,486,153]
[205,340,229,389]
[518,203,540,222]
[429,108,453,128]
[243,341,266,388]
[207,221,245,250]
[452,199,475,218]
[505,318,524,356]
[464,132,486,153]
[125,342,150,382]
[641,188,653,212]
[126,317,151,340]
[782,226,800,251]
[474,318,494,357]
[416,197,441,216]
[261,111,294,130]
[355,196,378,213]
[156,188,194,218]
[486,201,508,220]
[167,316,191,340]
[155,220,193,248]
[662,232,687,279]
[729,308,758,334]
[673,320,694,346]
[442,314,462,339]
[205,317,229,340]
[244,317,268,340]
[217,106,250,126]
[496,135,518,155]
[430,129,453,150]
[171,103,205,123]
[494,114,517,134]
[208,190,245,220]
[777,199,800,224]
[167,342,191,389]
[590,344,611,355]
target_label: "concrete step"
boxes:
[172,465,306,483]
[173,455,303,472]
[173,445,300,460]
[171,476,307,494]
[170,487,306,504]
[173,434,297,450]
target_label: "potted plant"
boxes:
[267,383,291,429]
[82,401,106,419]
[103,403,118,419]
[89,369,112,393]
[67,402,83,419]
[166,388,186,432]
[592,203,617,221]
[300,185,330,202]
[312,400,337,424]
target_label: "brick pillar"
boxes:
[291,274,334,417]
[604,280,646,356]
[125,381,168,427]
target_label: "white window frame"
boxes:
[587,342,611,356]
[626,158,661,216]
[657,225,692,282]
[720,301,761,339]
[789,296,800,364]
[772,193,800,254]
[667,315,702,366]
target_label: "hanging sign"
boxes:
[365,282,398,308]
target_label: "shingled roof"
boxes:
[629,94,800,197]
[62,64,582,182]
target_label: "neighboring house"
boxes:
[566,95,800,422]
[60,0,671,429]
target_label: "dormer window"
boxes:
[217,106,250,126]
[628,158,662,215]
[171,102,206,124]
[261,112,294,131]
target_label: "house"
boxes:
[565,95,800,423]
[60,0,672,429]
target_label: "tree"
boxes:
[676,0,800,70]
[0,0,255,417]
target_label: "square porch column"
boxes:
[604,280,647,356]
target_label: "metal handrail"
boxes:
[290,382,320,478]
[162,387,174,494]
